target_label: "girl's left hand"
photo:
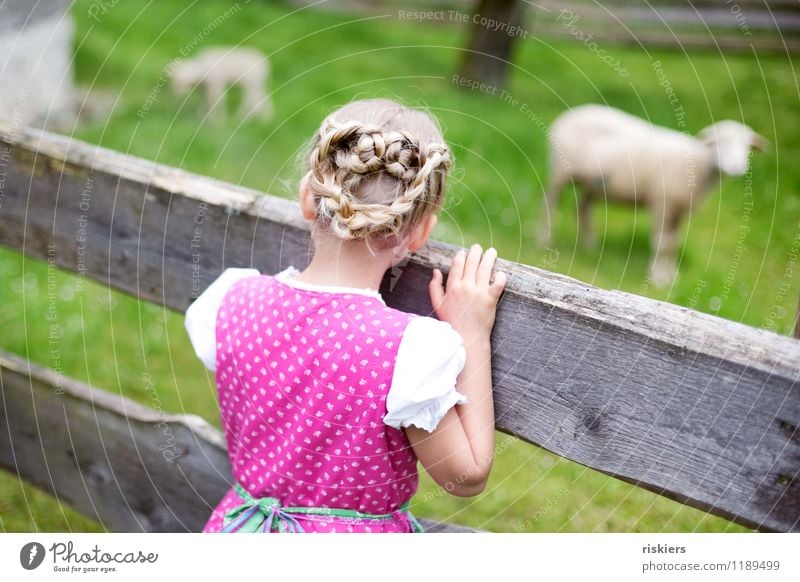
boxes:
[428,244,507,343]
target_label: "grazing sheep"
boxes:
[168,47,273,122]
[538,104,768,287]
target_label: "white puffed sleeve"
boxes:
[383,316,468,433]
[184,267,260,371]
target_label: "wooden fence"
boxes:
[534,0,800,53]
[0,122,798,532]
[291,0,800,53]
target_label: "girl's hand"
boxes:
[429,244,507,343]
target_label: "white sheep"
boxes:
[168,47,273,122]
[538,104,768,287]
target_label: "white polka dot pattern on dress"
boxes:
[202,274,420,533]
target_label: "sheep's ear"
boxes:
[697,126,716,146]
[751,133,771,152]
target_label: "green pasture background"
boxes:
[2,0,798,532]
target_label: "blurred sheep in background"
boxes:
[168,46,273,123]
[538,104,769,287]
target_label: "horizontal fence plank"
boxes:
[537,0,800,32]
[0,123,798,531]
[534,0,800,53]
[533,26,800,54]
[0,349,474,532]
[289,1,800,53]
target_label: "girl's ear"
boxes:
[299,174,317,221]
[407,213,438,253]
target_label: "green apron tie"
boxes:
[221,483,424,533]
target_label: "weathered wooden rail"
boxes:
[293,0,800,53]
[534,0,800,54]
[0,123,798,532]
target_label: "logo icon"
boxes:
[20,542,46,570]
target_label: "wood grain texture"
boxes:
[1,123,798,531]
[0,350,475,533]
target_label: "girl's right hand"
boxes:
[428,244,507,343]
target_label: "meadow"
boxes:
[2,0,798,533]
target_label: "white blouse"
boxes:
[184,266,467,433]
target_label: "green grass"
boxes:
[3,0,798,532]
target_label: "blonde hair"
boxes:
[304,98,452,243]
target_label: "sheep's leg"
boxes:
[577,194,596,249]
[537,172,568,246]
[259,94,275,121]
[204,79,227,123]
[237,83,258,120]
[649,206,682,288]
[239,76,272,121]
[244,94,274,121]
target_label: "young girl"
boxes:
[185,98,506,533]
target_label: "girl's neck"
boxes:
[294,236,400,292]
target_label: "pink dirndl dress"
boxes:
[202,273,421,533]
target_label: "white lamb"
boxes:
[168,47,273,122]
[538,104,768,287]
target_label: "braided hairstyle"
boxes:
[305,99,452,244]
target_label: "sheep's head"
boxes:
[698,121,769,177]
[166,60,195,97]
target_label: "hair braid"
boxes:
[306,108,451,242]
